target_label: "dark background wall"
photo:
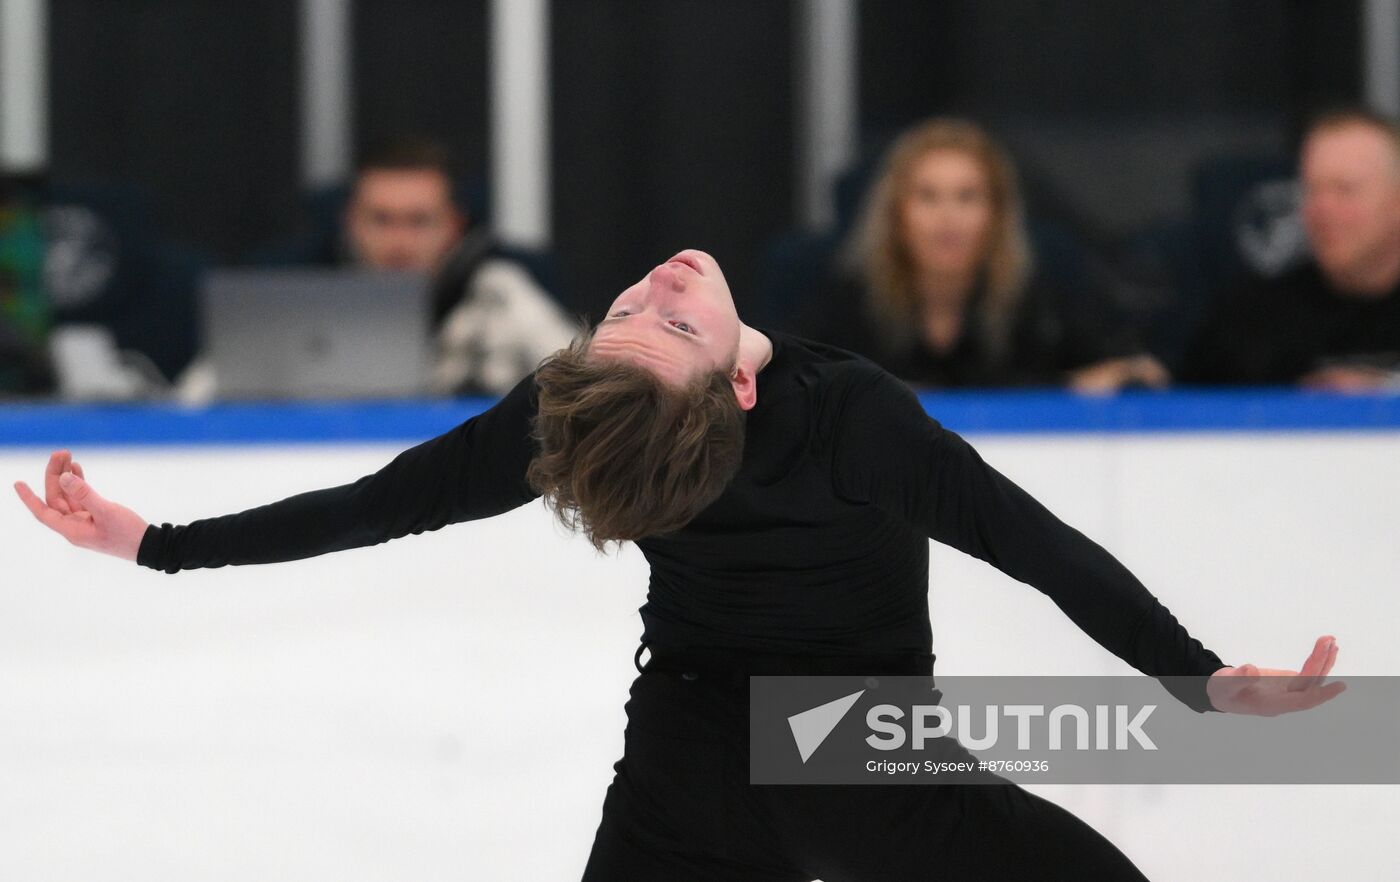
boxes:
[352,0,490,197]
[48,0,301,260]
[860,0,1358,126]
[43,0,1363,312]
[550,0,796,320]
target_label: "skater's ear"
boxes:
[730,360,758,411]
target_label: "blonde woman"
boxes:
[802,117,1169,391]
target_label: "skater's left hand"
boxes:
[1205,634,1346,716]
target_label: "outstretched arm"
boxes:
[15,374,542,574]
[827,365,1303,714]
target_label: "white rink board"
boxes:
[2,432,1397,881]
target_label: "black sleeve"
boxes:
[828,365,1228,712]
[137,373,542,574]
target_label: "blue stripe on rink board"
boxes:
[1,389,1399,446]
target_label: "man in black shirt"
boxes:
[1188,108,1400,388]
[16,249,1342,879]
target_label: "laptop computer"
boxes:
[201,268,433,400]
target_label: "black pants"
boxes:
[580,645,1152,881]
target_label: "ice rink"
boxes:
[3,425,1398,880]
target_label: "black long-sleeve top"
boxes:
[138,328,1228,711]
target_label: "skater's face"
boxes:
[899,148,995,279]
[590,249,743,390]
[345,168,465,272]
[1301,123,1400,287]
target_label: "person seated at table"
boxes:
[176,137,577,402]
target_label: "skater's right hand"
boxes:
[1205,635,1346,716]
[13,450,150,562]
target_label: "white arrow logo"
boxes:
[787,689,866,763]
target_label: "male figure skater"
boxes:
[16,249,1343,880]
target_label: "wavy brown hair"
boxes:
[526,321,746,552]
[842,117,1032,363]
